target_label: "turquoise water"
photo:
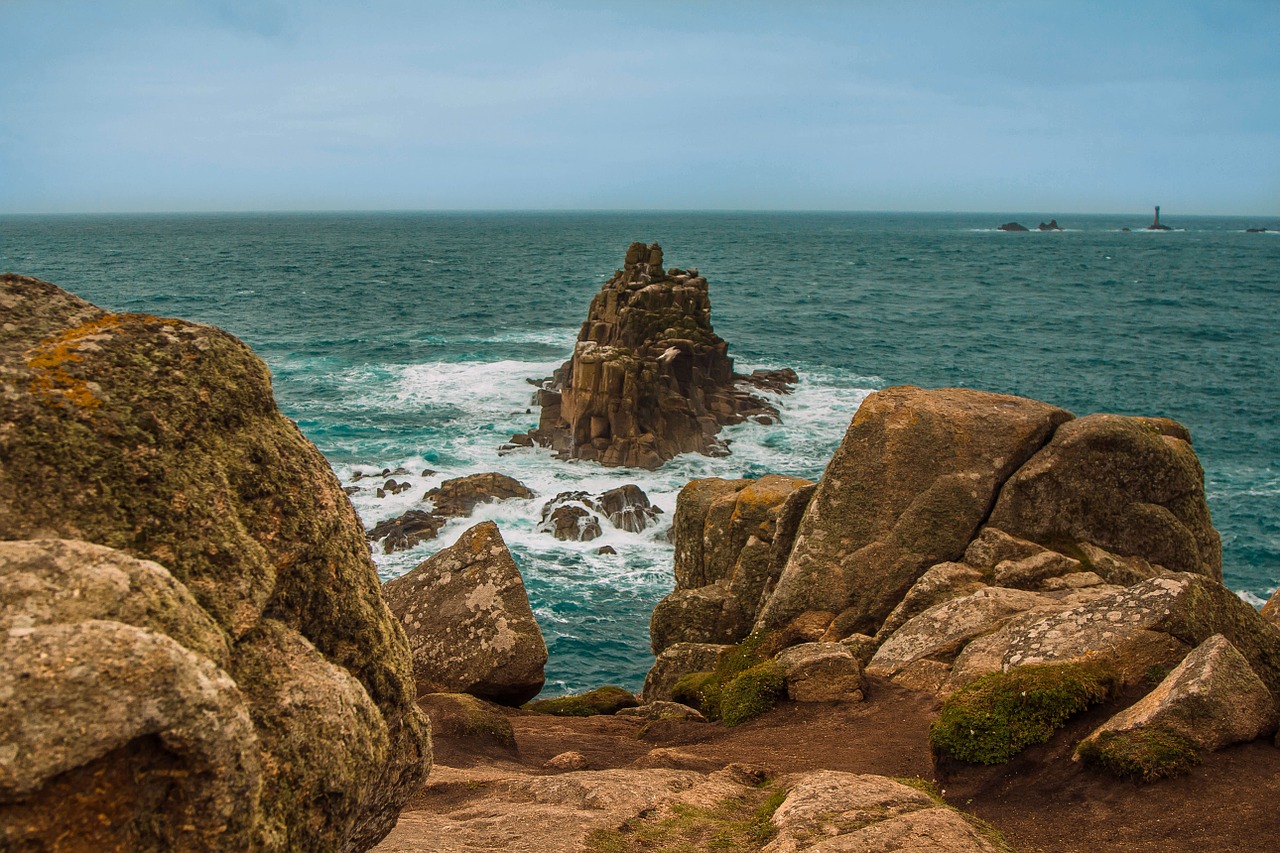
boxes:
[3,211,1277,695]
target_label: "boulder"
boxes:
[426,472,534,517]
[650,475,815,655]
[367,509,447,553]
[765,771,1003,853]
[987,413,1222,581]
[868,587,1059,683]
[615,701,708,722]
[641,642,734,704]
[527,243,791,468]
[382,521,548,705]
[871,562,989,646]
[1261,587,1280,627]
[1077,634,1278,763]
[0,274,429,851]
[774,642,867,702]
[757,386,1071,638]
[947,573,1280,698]
[417,693,516,752]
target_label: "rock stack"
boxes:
[524,242,792,469]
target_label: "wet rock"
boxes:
[541,503,603,542]
[528,243,793,468]
[597,545,618,555]
[368,509,447,553]
[1038,219,1063,231]
[757,386,1071,638]
[0,274,429,851]
[998,222,1029,231]
[594,483,662,533]
[382,521,547,705]
[426,472,535,517]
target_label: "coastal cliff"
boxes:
[0,274,430,851]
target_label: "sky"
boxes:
[1,0,1277,215]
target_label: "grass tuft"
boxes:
[584,784,785,852]
[668,634,785,726]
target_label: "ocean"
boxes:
[3,211,1277,696]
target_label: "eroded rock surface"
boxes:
[0,274,430,851]
[651,475,814,654]
[526,243,793,468]
[757,386,1071,637]
[383,521,547,705]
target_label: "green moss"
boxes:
[719,662,786,727]
[669,634,783,726]
[584,784,784,852]
[523,686,639,717]
[1075,726,1201,782]
[929,662,1119,764]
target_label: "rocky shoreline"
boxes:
[4,264,1280,851]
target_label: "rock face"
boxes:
[987,414,1221,580]
[527,242,792,469]
[0,275,430,851]
[757,386,1071,638]
[650,475,815,654]
[382,521,548,705]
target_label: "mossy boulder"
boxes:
[0,274,430,851]
[419,692,516,751]
[666,634,786,726]
[929,662,1119,765]
[524,686,640,717]
[1074,634,1279,780]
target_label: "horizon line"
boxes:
[2,207,1277,220]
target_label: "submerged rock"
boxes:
[382,521,548,705]
[536,483,662,542]
[368,472,535,553]
[526,242,794,468]
[0,274,429,851]
[998,221,1029,231]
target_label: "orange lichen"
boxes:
[25,314,126,411]
[24,313,183,412]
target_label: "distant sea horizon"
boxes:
[3,210,1276,694]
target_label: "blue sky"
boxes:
[2,0,1276,214]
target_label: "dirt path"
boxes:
[394,677,1280,852]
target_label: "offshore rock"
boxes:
[536,484,661,542]
[425,472,535,517]
[756,386,1071,638]
[528,242,793,469]
[382,521,548,705]
[0,274,429,851]
[368,472,535,553]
